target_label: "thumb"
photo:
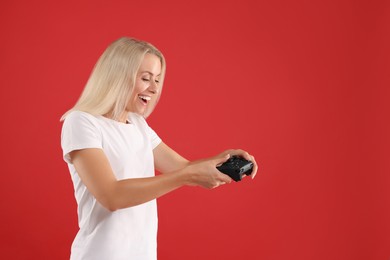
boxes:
[214,153,230,166]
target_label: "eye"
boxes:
[155,79,160,84]
[142,78,150,82]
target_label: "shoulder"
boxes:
[62,111,103,132]
[61,111,104,162]
[64,110,98,123]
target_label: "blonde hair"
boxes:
[60,37,166,121]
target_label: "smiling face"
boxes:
[124,53,162,120]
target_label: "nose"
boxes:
[148,81,158,95]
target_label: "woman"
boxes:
[61,37,258,260]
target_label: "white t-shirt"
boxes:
[61,111,162,260]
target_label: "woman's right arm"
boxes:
[69,148,232,212]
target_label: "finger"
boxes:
[241,151,252,161]
[211,181,227,189]
[230,149,252,161]
[250,156,258,179]
[214,153,230,166]
[230,153,257,179]
[233,151,257,178]
[217,172,232,184]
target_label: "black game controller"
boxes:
[217,156,253,182]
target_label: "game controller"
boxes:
[217,156,253,182]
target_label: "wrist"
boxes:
[175,163,197,186]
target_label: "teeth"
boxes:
[138,95,151,101]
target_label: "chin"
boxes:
[135,109,146,116]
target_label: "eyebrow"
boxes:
[141,71,161,77]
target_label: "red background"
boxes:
[1,0,389,259]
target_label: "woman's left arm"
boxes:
[153,143,258,179]
[153,142,190,174]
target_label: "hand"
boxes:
[216,149,258,179]
[186,153,233,189]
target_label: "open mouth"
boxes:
[138,95,151,105]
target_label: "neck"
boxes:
[104,111,129,124]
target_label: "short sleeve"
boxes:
[147,125,162,149]
[61,111,103,164]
